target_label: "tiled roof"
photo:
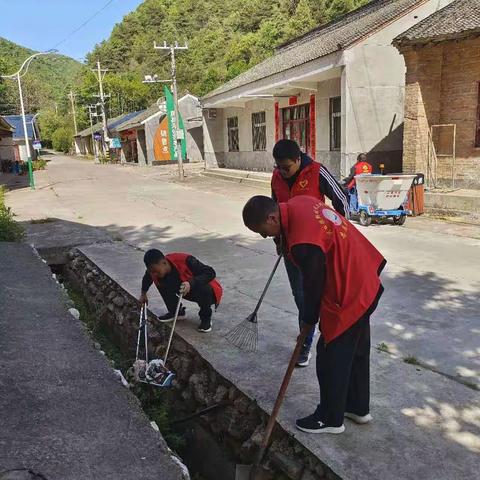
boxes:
[4,114,37,140]
[109,110,144,133]
[394,0,480,46]
[115,104,164,132]
[76,111,143,138]
[203,0,424,100]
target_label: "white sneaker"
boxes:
[344,412,373,424]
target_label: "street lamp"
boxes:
[142,74,172,84]
[1,49,58,189]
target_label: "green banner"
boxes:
[164,85,187,161]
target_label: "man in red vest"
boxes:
[242,195,386,434]
[271,139,349,368]
[139,249,223,333]
[345,153,373,190]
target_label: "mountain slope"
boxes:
[87,0,369,97]
[0,37,84,115]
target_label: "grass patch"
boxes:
[404,355,420,366]
[32,159,47,171]
[0,186,24,242]
[377,342,390,353]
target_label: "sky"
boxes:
[0,0,144,61]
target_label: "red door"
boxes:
[282,104,310,155]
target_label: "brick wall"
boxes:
[401,37,480,188]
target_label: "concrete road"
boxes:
[5,153,479,387]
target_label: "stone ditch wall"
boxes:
[64,248,339,480]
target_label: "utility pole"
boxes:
[154,41,188,181]
[68,90,78,135]
[87,104,99,164]
[91,61,109,155]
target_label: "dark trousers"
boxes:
[159,283,215,321]
[284,256,315,348]
[314,314,371,427]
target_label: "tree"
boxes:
[52,127,74,153]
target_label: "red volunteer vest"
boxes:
[271,161,324,203]
[348,161,373,189]
[152,253,223,305]
[280,196,385,343]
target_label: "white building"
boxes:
[202,0,453,178]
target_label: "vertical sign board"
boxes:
[154,116,172,161]
[274,102,280,143]
[163,85,187,161]
[309,94,316,160]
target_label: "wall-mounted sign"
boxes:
[110,137,121,149]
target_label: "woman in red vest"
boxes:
[242,195,386,434]
[271,139,349,368]
[139,249,222,333]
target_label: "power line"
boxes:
[51,0,118,51]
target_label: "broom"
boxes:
[226,254,283,352]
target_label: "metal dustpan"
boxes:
[134,295,183,389]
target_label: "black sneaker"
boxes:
[158,306,186,323]
[296,345,312,367]
[198,318,212,333]
[296,414,345,434]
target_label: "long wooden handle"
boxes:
[255,324,312,462]
[252,254,283,316]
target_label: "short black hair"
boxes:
[143,249,165,268]
[242,196,278,227]
[272,139,301,162]
[357,153,367,162]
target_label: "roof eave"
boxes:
[394,28,480,49]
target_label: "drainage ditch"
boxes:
[44,248,338,480]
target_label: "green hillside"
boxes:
[87,0,369,98]
[0,37,84,115]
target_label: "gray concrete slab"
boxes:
[79,241,480,480]
[0,243,186,480]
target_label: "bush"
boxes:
[0,186,24,242]
[52,127,73,153]
[32,159,47,171]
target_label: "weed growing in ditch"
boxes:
[65,285,129,371]
[64,281,187,452]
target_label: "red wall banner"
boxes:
[309,94,316,160]
[274,102,280,143]
[289,96,298,106]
